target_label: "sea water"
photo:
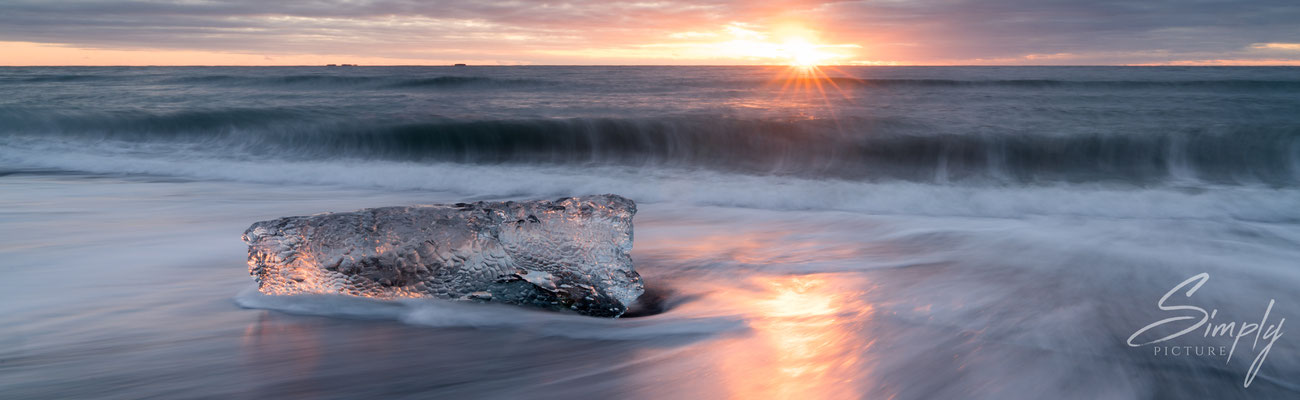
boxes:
[1,66,1298,398]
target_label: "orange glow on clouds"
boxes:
[0,41,465,66]
[0,21,866,66]
[1,10,1297,67]
[532,22,860,66]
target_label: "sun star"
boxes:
[780,37,832,67]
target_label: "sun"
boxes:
[780,38,831,67]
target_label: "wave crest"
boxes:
[3,109,1298,185]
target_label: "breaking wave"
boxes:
[2,108,1297,186]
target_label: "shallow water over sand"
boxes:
[2,66,1298,398]
[2,172,1297,399]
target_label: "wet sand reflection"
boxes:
[710,274,875,400]
[240,311,325,397]
[635,221,896,270]
[628,215,886,399]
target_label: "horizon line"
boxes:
[3,64,1299,67]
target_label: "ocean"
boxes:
[1,66,1298,399]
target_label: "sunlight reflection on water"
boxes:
[708,274,874,400]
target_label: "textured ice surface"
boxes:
[242,194,643,317]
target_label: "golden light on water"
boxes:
[637,227,868,266]
[710,275,876,400]
[765,62,856,127]
[631,222,881,398]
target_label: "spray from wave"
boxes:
[3,107,1297,186]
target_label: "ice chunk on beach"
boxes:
[242,194,643,317]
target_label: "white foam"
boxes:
[234,285,747,340]
[3,137,1298,222]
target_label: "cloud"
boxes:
[1252,43,1300,51]
[821,0,1300,64]
[0,0,1296,64]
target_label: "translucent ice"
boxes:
[242,194,643,317]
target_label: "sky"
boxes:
[1,0,1298,66]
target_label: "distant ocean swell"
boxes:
[0,74,549,89]
[810,77,1300,90]
[7,72,1300,91]
[3,109,1297,186]
[162,74,552,89]
[158,76,1300,91]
